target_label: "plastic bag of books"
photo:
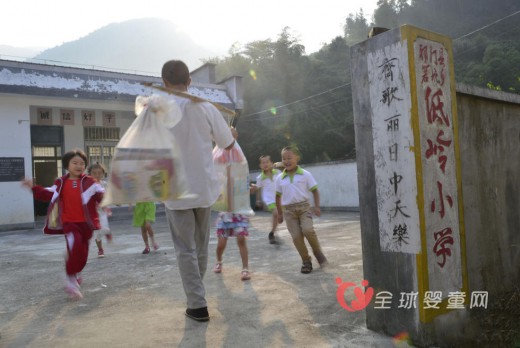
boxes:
[212,142,254,216]
[102,95,191,206]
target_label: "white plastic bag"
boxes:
[102,95,191,206]
[212,142,254,216]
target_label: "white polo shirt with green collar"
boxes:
[255,169,281,206]
[275,166,318,206]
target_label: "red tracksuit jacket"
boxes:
[32,173,104,234]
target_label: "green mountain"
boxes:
[31,18,216,75]
[0,45,45,60]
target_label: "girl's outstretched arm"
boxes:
[21,178,54,202]
[21,178,34,190]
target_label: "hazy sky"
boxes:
[1,0,378,54]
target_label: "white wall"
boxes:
[64,119,85,150]
[305,161,359,208]
[117,110,137,132]
[251,160,359,210]
[0,95,34,226]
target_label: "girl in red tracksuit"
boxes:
[22,149,104,300]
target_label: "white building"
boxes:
[0,60,243,231]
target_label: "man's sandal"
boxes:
[213,262,223,273]
[241,269,251,281]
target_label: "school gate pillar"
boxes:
[350,25,469,346]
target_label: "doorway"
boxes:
[30,126,63,216]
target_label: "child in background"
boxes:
[21,149,105,299]
[275,146,328,274]
[133,202,159,254]
[88,163,112,258]
[250,155,281,244]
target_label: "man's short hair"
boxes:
[162,60,190,86]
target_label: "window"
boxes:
[86,145,116,172]
[84,127,119,172]
[32,146,62,158]
[84,127,120,141]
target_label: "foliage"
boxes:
[205,0,519,168]
[208,28,356,167]
[356,0,520,92]
[344,10,370,46]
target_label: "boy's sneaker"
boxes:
[98,248,105,258]
[268,232,276,244]
[185,307,210,322]
[142,246,150,254]
[152,242,159,251]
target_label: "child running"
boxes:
[88,163,112,258]
[21,149,105,299]
[133,202,159,254]
[275,146,328,274]
[212,130,251,281]
[213,212,251,280]
[250,155,281,244]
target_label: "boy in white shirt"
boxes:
[251,155,281,244]
[275,146,327,274]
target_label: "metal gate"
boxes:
[84,127,119,173]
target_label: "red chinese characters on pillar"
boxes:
[420,42,456,269]
[433,227,454,267]
[424,87,453,174]
[425,87,450,127]
[430,181,453,219]
[425,130,452,173]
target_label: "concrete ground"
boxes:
[0,208,402,348]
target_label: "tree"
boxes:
[373,0,399,30]
[344,10,371,46]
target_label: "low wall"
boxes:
[457,84,520,298]
[251,160,359,211]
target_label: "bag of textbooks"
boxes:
[102,95,191,206]
[212,142,254,216]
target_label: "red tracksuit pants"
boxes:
[63,222,93,276]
